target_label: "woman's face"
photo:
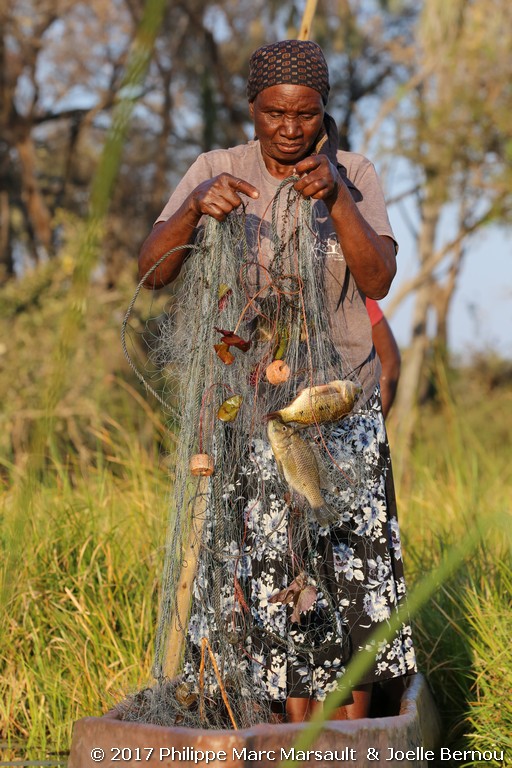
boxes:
[249,84,325,172]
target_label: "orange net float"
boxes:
[265,359,290,385]
[189,453,214,477]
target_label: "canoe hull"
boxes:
[69,673,441,768]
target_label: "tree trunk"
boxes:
[432,234,465,376]
[16,134,53,259]
[390,188,442,479]
[0,190,14,281]
[152,67,173,214]
[391,280,434,480]
[0,22,14,280]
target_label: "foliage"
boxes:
[0,254,171,474]
[0,264,174,759]
[0,0,415,280]
[461,561,512,758]
[386,0,512,463]
[0,268,510,757]
[0,452,168,759]
[395,367,512,758]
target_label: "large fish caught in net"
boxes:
[121,180,415,730]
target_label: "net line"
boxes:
[120,180,401,729]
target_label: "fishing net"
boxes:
[121,179,413,729]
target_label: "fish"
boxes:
[267,418,338,526]
[267,379,361,426]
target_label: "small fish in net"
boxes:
[266,379,361,426]
[267,418,337,526]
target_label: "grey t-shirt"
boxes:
[156,140,396,403]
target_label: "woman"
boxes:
[139,40,416,724]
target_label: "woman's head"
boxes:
[246,40,332,171]
[249,84,325,168]
[246,40,330,105]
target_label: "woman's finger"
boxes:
[229,177,260,199]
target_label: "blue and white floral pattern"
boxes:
[184,388,416,702]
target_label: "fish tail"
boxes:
[312,504,339,527]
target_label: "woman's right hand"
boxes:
[190,173,259,221]
[138,174,259,287]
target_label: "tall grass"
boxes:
[462,561,512,756]
[394,366,511,763]
[1,434,170,760]
[2,5,171,750]
[1,357,510,763]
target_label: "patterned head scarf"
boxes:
[246,40,330,104]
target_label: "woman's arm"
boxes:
[371,314,401,419]
[138,201,202,288]
[325,181,396,300]
[292,155,396,299]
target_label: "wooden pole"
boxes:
[297,0,319,40]
[163,479,208,679]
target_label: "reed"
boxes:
[462,561,512,757]
[396,366,511,759]
[0,437,170,759]
[1,324,510,762]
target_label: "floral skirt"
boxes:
[183,388,416,702]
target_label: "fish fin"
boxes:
[266,411,306,427]
[319,472,337,495]
[312,504,339,527]
[311,444,336,493]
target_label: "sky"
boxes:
[382,209,512,363]
[29,3,509,363]
[198,3,512,363]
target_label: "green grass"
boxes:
[1,343,510,762]
[393,371,512,764]
[462,561,512,757]
[0,441,169,760]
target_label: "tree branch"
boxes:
[386,207,497,317]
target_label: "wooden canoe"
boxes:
[68,673,441,767]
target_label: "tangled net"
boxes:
[121,180,386,730]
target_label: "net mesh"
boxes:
[121,181,387,729]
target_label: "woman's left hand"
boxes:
[294,154,396,299]
[292,155,339,206]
